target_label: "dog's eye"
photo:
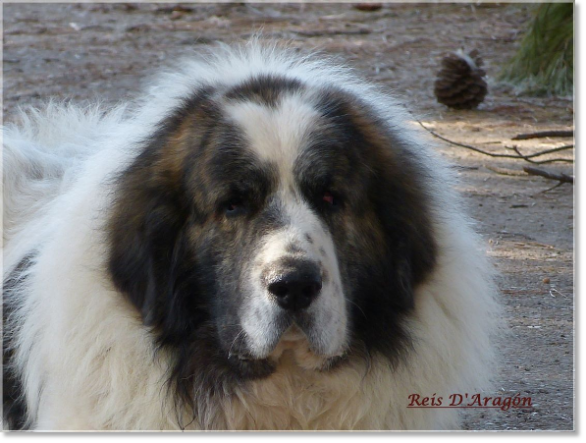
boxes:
[323,192,334,205]
[224,198,246,216]
[322,191,340,208]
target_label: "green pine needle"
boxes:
[500,3,573,96]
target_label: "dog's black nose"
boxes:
[267,261,322,311]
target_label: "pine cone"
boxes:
[434,49,488,110]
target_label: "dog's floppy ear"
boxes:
[315,87,437,309]
[108,87,219,342]
[347,139,438,360]
[107,153,205,344]
[372,148,438,310]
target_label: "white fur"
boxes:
[2,41,499,430]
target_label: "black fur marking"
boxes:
[3,253,36,430]
[301,87,438,364]
[225,74,304,108]
[107,85,287,425]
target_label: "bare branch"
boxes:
[485,165,574,187]
[522,166,574,184]
[451,165,479,171]
[512,130,573,140]
[485,166,527,176]
[417,121,574,164]
[509,145,573,164]
[539,182,565,194]
[504,144,574,160]
[296,28,370,37]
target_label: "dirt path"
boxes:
[3,3,574,431]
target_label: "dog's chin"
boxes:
[235,321,348,374]
[268,324,348,371]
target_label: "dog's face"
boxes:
[108,75,436,387]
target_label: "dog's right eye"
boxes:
[223,198,247,217]
[320,190,343,211]
[323,191,335,206]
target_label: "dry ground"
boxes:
[2,2,574,431]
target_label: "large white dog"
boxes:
[3,41,499,430]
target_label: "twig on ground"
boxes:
[485,166,527,176]
[451,165,479,171]
[512,130,573,140]
[522,166,574,184]
[417,121,574,164]
[485,165,573,192]
[539,182,565,193]
[508,145,573,164]
[296,28,371,37]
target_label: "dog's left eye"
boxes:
[322,191,340,208]
[224,198,246,216]
[322,191,337,206]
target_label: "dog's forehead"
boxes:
[222,90,320,186]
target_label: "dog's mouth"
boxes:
[270,324,344,371]
[269,324,311,357]
[228,322,348,373]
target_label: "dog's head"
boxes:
[108,73,437,384]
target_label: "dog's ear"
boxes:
[107,161,204,343]
[314,87,436,308]
[372,151,438,310]
[108,87,219,343]
[348,144,438,360]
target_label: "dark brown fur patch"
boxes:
[225,75,304,108]
[106,81,294,419]
[294,86,439,361]
[311,86,437,285]
[3,253,36,430]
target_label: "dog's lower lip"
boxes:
[280,324,307,342]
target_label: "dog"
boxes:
[2,41,499,430]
